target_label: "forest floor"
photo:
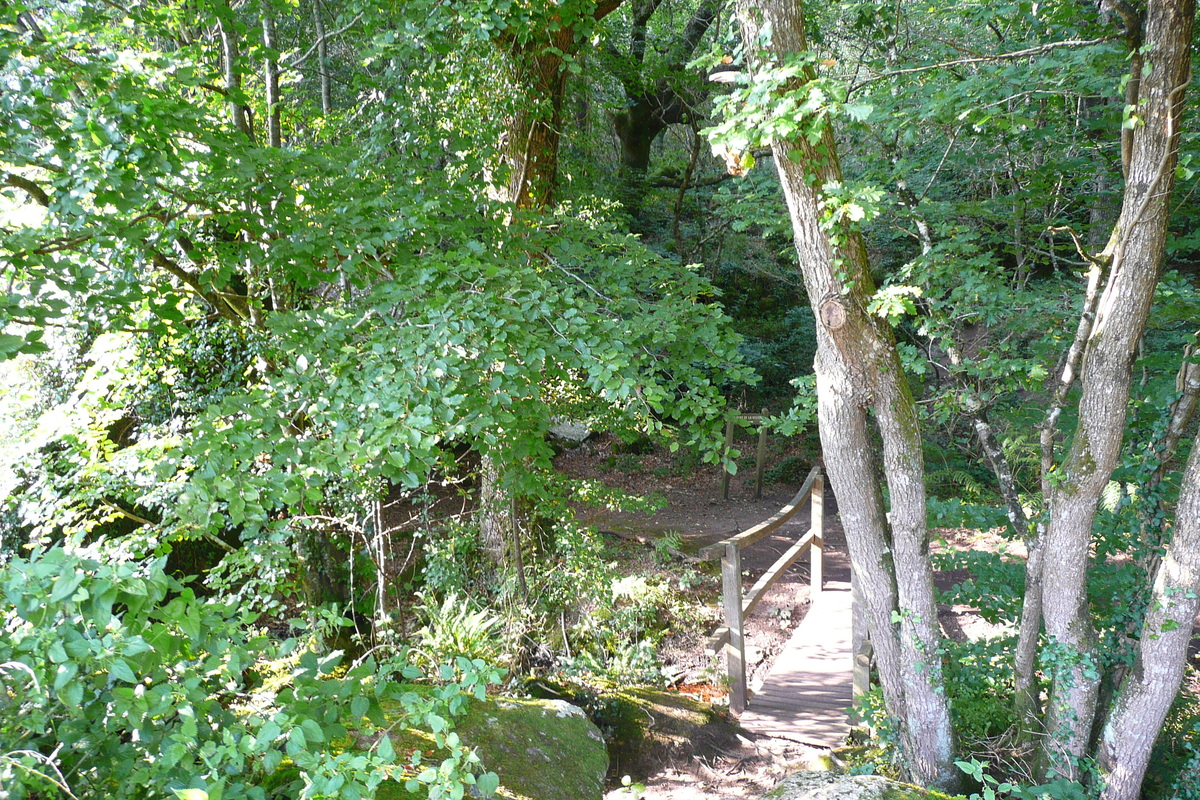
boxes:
[553,433,1013,800]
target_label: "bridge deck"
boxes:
[739,580,854,748]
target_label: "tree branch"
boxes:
[672,0,721,66]
[593,0,626,21]
[851,37,1115,93]
[2,172,51,207]
[147,246,251,322]
[284,12,364,69]
[1039,259,1107,496]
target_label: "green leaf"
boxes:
[173,790,209,800]
[109,658,137,683]
[50,573,84,603]
[61,680,83,707]
[54,661,79,690]
[842,103,873,122]
[254,720,283,751]
[476,772,500,796]
[376,732,395,762]
[300,718,325,743]
[286,725,307,755]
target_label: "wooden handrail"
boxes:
[704,466,824,715]
[700,466,822,559]
[720,410,772,500]
[705,528,818,653]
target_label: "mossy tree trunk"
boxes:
[732,1,958,790]
[1036,0,1194,778]
[480,1,625,572]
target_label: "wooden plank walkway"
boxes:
[739,580,854,748]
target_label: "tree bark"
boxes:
[1097,436,1200,800]
[1038,0,1193,777]
[500,3,624,207]
[503,31,574,209]
[262,5,282,149]
[313,0,332,116]
[611,0,719,212]
[733,1,958,789]
[217,6,254,140]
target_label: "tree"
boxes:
[605,0,722,210]
[1,0,747,617]
[720,2,959,790]
[710,0,1199,794]
[462,0,625,208]
[1037,0,1195,784]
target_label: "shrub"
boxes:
[0,544,498,800]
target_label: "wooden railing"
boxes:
[700,466,824,715]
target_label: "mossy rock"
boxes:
[375,696,608,800]
[528,683,741,784]
[761,771,964,800]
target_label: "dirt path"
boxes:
[556,438,853,799]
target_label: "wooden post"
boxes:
[810,472,823,595]
[754,408,767,499]
[721,417,735,501]
[851,569,869,690]
[722,543,747,714]
[853,638,873,699]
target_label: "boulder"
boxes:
[548,420,593,445]
[761,771,956,800]
[459,697,608,800]
[376,696,608,800]
[527,682,743,783]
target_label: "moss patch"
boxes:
[375,695,608,800]
[761,772,966,800]
[528,682,742,784]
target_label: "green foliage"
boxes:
[763,455,812,485]
[615,775,647,799]
[702,51,872,159]
[414,593,508,670]
[933,548,1024,625]
[943,639,1018,744]
[652,530,683,565]
[0,544,500,800]
[849,687,903,778]
[955,758,1087,800]
[418,522,485,599]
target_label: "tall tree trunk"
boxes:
[313,0,332,116]
[217,5,253,140]
[482,3,625,572]
[733,1,958,789]
[614,100,671,210]
[262,5,282,149]
[1038,0,1193,777]
[1096,436,1200,800]
[503,31,574,209]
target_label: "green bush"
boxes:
[0,545,499,800]
[943,638,1018,744]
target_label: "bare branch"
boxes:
[284,12,364,69]
[851,37,1115,93]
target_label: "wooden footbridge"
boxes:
[700,467,869,748]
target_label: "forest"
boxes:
[2,0,1200,798]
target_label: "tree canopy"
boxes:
[3,0,1200,798]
